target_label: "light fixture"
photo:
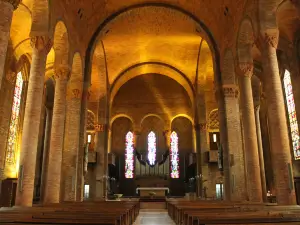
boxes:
[213,134,217,143]
[87,134,92,144]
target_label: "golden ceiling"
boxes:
[8,0,300,101]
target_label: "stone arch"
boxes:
[171,116,193,153]
[30,0,50,36]
[85,3,221,87]
[110,62,195,105]
[111,114,134,127]
[68,52,83,95]
[237,17,255,67]
[171,114,194,126]
[111,116,134,155]
[140,114,164,129]
[53,21,69,68]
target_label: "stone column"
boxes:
[254,105,267,202]
[0,0,20,90]
[62,87,82,201]
[217,85,247,201]
[40,107,52,203]
[95,96,109,199]
[261,31,296,205]
[15,36,52,207]
[238,64,262,202]
[95,123,108,199]
[76,85,89,202]
[44,67,70,204]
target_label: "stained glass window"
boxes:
[125,131,134,178]
[170,131,180,178]
[283,70,300,160]
[147,131,156,166]
[6,72,23,163]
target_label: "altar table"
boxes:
[136,187,170,197]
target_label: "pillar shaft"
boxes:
[76,86,89,202]
[217,85,247,201]
[62,88,82,201]
[254,105,267,202]
[40,108,52,203]
[261,32,296,204]
[15,36,52,206]
[0,0,20,90]
[44,67,69,204]
[238,66,262,202]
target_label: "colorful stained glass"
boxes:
[125,132,134,178]
[147,131,156,166]
[283,70,300,160]
[170,131,179,178]
[6,72,23,163]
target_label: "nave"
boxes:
[133,210,175,225]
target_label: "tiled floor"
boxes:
[133,209,175,225]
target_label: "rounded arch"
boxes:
[53,21,69,68]
[237,17,255,66]
[70,52,83,84]
[110,114,134,127]
[110,62,195,104]
[140,114,164,127]
[171,114,194,126]
[84,3,221,87]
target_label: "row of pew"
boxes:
[166,199,300,225]
[0,200,140,225]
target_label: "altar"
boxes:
[136,187,169,197]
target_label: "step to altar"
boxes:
[140,201,166,209]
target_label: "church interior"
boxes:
[1,0,300,224]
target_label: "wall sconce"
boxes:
[87,134,92,144]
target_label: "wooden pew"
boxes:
[166,199,300,225]
[0,201,140,225]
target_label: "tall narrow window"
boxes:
[170,131,179,178]
[147,131,156,166]
[6,72,23,163]
[125,131,134,178]
[283,70,300,160]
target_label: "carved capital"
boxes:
[264,32,278,48]
[199,123,207,132]
[222,84,239,98]
[2,0,21,9]
[237,62,253,77]
[54,66,70,81]
[73,89,81,99]
[30,36,52,54]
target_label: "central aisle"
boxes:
[133,209,175,225]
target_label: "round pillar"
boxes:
[15,36,52,206]
[0,0,20,90]
[238,64,263,202]
[44,66,70,204]
[261,31,296,205]
[62,87,82,201]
